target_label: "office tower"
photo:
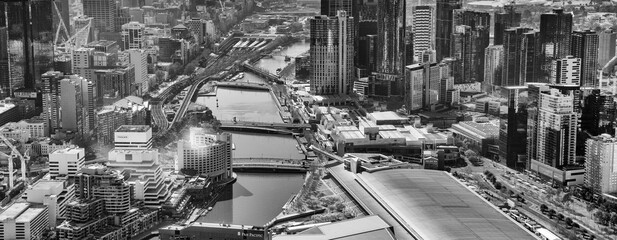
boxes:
[107,125,171,207]
[527,83,550,169]
[451,10,490,84]
[598,30,616,68]
[0,0,55,91]
[83,0,117,33]
[357,20,377,75]
[49,147,86,179]
[93,66,135,105]
[321,0,355,16]
[186,18,207,44]
[540,9,573,80]
[503,27,540,86]
[484,45,503,92]
[122,22,145,50]
[499,86,528,170]
[177,129,233,181]
[585,134,617,194]
[581,90,616,137]
[0,27,8,98]
[309,11,354,95]
[551,56,581,86]
[115,7,132,33]
[411,6,434,63]
[536,89,577,168]
[60,76,94,135]
[522,30,542,84]
[494,4,521,45]
[127,49,148,94]
[435,0,461,61]
[571,30,599,88]
[405,64,425,112]
[376,0,406,75]
[42,71,64,134]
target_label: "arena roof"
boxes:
[356,169,537,240]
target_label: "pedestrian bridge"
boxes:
[232,158,309,172]
[219,120,309,134]
[213,81,271,91]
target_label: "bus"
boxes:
[535,228,561,240]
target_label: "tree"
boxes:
[540,204,548,213]
[565,217,573,226]
[572,222,580,229]
[557,213,564,222]
[494,181,502,190]
[611,212,617,227]
[548,209,556,218]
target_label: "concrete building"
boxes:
[451,10,491,84]
[113,125,152,149]
[22,180,75,227]
[96,97,147,145]
[551,56,581,86]
[177,129,233,181]
[598,30,616,68]
[122,21,145,50]
[76,165,131,214]
[59,75,95,135]
[42,71,64,132]
[0,203,49,240]
[127,49,149,94]
[309,11,354,95]
[411,6,434,63]
[484,45,503,92]
[93,66,136,106]
[585,134,617,194]
[405,64,425,112]
[83,0,117,33]
[0,119,48,141]
[49,147,86,179]
[0,103,19,131]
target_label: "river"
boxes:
[192,41,308,226]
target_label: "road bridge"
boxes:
[213,81,271,91]
[220,120,309,130]
[241,61,282,83]
[232,162,308,172]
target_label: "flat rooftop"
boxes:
[52,147,84,155]
[368,111,408,121]
[274,215,395,240]
[116,125,151,132]
[356,169,536,240]
[15,207,45,223]
[0,202,29,221]
[0,103,15,115]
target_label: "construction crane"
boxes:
[0,135,28,191]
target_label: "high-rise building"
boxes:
[503,27,540,86]
[0,27,8,98]
[581,90,616,137]
[494,4,521,45]
[186,18,207,44]
[127,49,148,94]
[122,22,145,50]
[484,45,503,92]
[540,8,573,80]
[177,129,233,182]
[0,0,55,91]
[376,0,406,76]
[357,21,377,75]
[435,0,461,61]
[499,86,528,170]
[321,0,355,16]
[571,30,599,88]
[585,134,617,194]
[551,56,581,86]
[535,89,577,169]
[598,30,616,68]
[49,147,86,179]
[405,64,425,112]
[83,0,117,33]
[309,11,354,95]
[75,164,131,214]
[451,10,490,84]
[42,71,64,133]
[411,6,434,63]
[59,75,94,135]
[527,83,550,168]
[93,66,136,106]
[522,30,542,84]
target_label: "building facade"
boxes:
[585,134,617,194]
[177,129,233,181]
[571,30,599,88]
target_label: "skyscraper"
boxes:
[83,0,117,33]
[42,71,64,134]
[0,0,55,91]
[494,4,521,45]
[411,6,434,63]
[536,89,577,169]
[450,10,490,84]
[540,8,573,81]
[484,45,503,92]
[551,56,581,86]
[321,0,355,16]
[435,0,461,61]
[571,30,599,88]
[376,0,405,76]
[598,30,616,68]
[309,11,354,95]
[585,134,617,194]
[581,90,616,136]
[499,86,528,170]
[527,83,550,169]
[503,27,533,86]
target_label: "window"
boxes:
[126,154,133,161]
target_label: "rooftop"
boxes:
[274,215,395,240]
[51,147,85,155]
[356,169,536,240]
[15,207,46,223]
[0,103,15,115]
[116,125,151,133]
[0,203,29,221]
[368,111,408,122]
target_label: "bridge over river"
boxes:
[232,158,309,172]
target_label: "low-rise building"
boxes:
[49,147,86,179]
[0,203,49,240]
[22,180,76,226]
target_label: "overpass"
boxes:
[213,81,271,91]
[241,61,283,83]
[169,76,210,130]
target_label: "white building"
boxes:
[411,5,434,63]
[585,134,617,194]
[49,147,86,179]
[0,203,49,240]
[309,11,354,95]
[176,129,233,181]
[59,75,94,135]
[22,180,75,227]
[405,64,425,112]
[127,49,149,94]
[114,125,153,149]
[551,56,581,86]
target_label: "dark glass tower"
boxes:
[494,4,521,45]
[321,0,355,16]
[499,86,528,170]
[376,0,405,76]
[451,10,490,84]
[435,0,461,62]
[571,30,599,88]
[503,27,536,86]
[540,8,573,81]
[0,0,54,93]
[579,90,616,156]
